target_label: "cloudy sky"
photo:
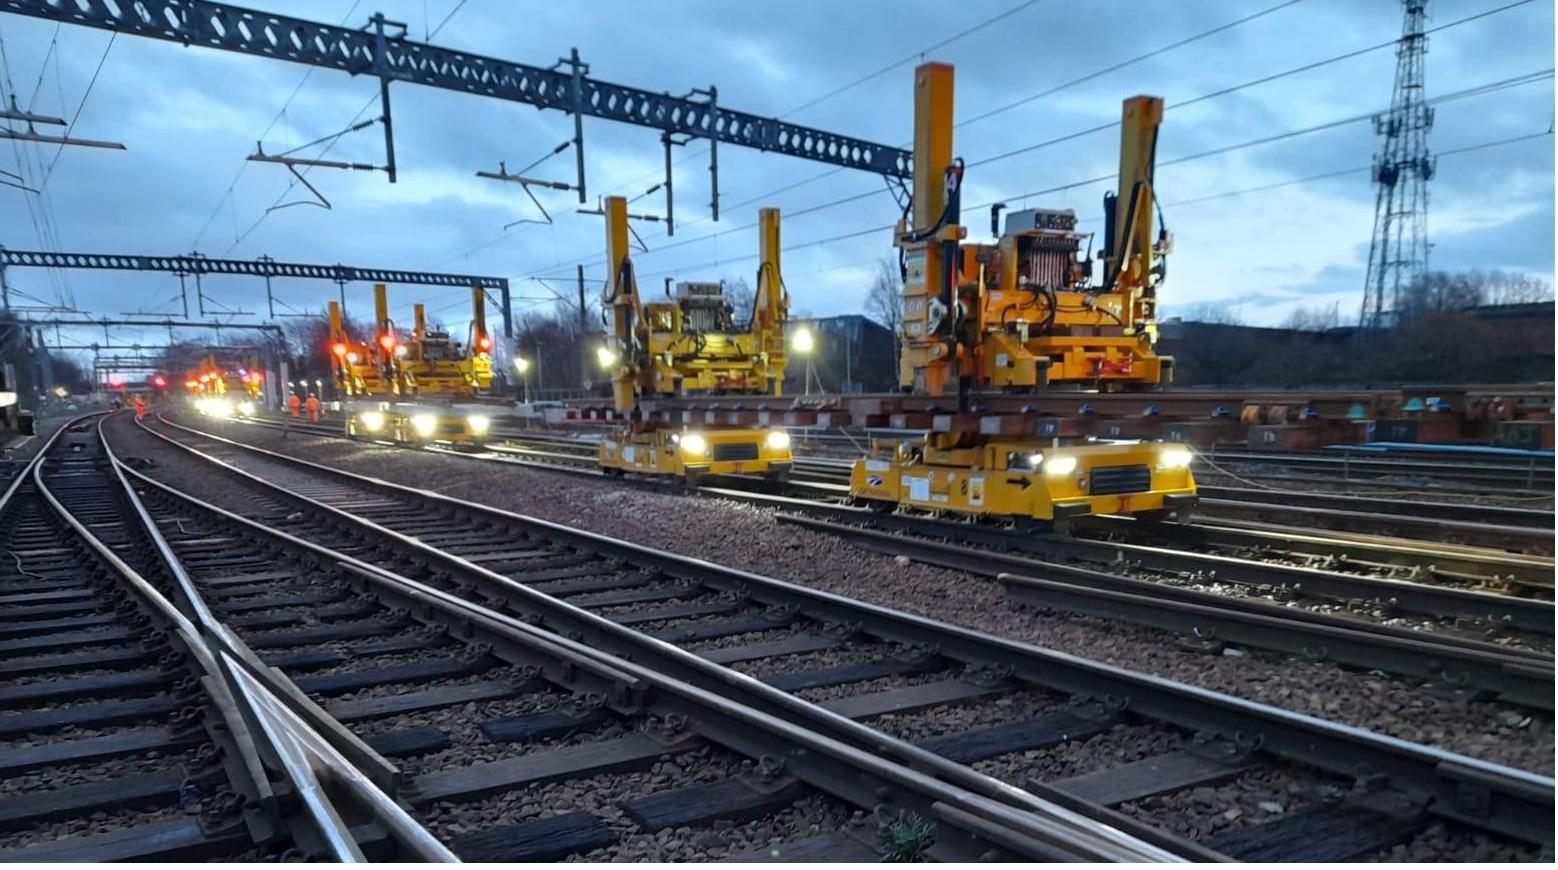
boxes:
[1,0,1552,364]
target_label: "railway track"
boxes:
[463,431,1558,600]
[111,411,1555,860]
[203,413,1558,691]
[0,416,447,861]
[1202,448,1555,494]
[206,413,1558,630]
[481,428,1558,558]
[105,416,1185,861]
[233,413,1558,559]
[622,425,1555,496]
[779,454,1555,555]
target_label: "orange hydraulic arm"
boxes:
[412,303,428,363]
[754,206,788,395]
[600,195,644,414]
[471,286,494,357]
[1103,95,1167,337]
[896,62,964,400]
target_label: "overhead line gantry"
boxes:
[2,0,912,228]
[0,247,511,334]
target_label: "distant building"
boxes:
[782,315,897,395]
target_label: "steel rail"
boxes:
[136,413,1201,860]
[780,458,1555,554]
[241,414,1551,564]
[1195,484,1556,529]
[112,444,1182,863]
[24,419,317,858]
[1083,516,1555,591]
[755,496,1556,635]
[480,429,1554,569]
[778,514,1552,708]
[94,418,458,861]
[1192,500,1553,555]
[140,413,1557,848]
[216,413,1558,626]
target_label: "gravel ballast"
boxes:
[117,415,1556,776]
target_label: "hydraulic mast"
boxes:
[896,62,963,400]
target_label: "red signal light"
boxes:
[477,335,492,352]
[332,342,348,358]
[378,334,398,352]
[151,375,168,389]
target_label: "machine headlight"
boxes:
[766,430,791,450]
[411,414,438,437]
[467,415,490,435]
[1045,456,1078,476]
[1025,453,1044,469]
[681,433,708,455]
[238,401,256,417]
[360,411,385,432]
[1159,448,1193,468]
[211,399,234,418]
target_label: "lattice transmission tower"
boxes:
[1360,0,1436,328]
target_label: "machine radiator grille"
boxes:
[712,442,760,462]
[1089,464,1151,495]
[439,422,467,435]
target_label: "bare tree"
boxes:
[719,276,758,331]
[1175,302,1245,325]
[864,255,902,369]
[511,305,598,399]
[1279,304,1340,331]
[1480,269,1554,305]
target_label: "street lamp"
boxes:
[792,327,816,395]
[513,357,531,403]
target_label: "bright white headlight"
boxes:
[411,414,437,437]
[360,411,385,431]
[1045,456,1078,476]
[467,415,490,435]
[766,430,790,450]
[681,433,707,455]
[1026,453,1044,468]
[1159,448,1193,468]
[238,401,256,417]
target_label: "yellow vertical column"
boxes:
[1111,95,1164,323]
[413,303,427,363]
[601,196,639,414]
[756,206,786,395]
[899,62,957,395]
[471,286,490,354]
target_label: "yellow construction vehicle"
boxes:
[851,63,1196,530]
[331,284,495,447]
[596,195,794,485]
[186,353,261,418]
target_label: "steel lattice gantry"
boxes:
[0,247,515,336]
[1,0,913,184]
